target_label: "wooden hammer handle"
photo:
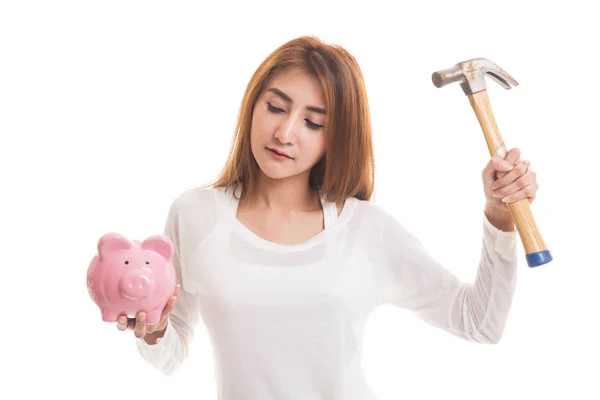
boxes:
[468,90,552,267]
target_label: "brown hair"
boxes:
[203,35,375,203]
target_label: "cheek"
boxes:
[311,136,326,154]
[252,109,276,136]
[299,136,326,160]
[250,115,268,149]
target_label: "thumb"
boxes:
[482,156,513,184]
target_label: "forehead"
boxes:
[264,68,325,106]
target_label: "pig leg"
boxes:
[101,308,120,322]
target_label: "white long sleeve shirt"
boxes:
[136,184,519,399]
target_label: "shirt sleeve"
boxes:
[379,211,519,344]
[135,197,202,374]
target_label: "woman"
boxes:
[117,36,537,399]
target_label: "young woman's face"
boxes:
[250,68,327,181]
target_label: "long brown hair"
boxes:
[203,35,375,203]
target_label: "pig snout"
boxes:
[119,269,155,300]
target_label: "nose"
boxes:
[119,269,154,300]
[274,113,302,143]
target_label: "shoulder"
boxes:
[338,198,407,259]
[166,186,221,240]
[349,199,422,263]
[168,185,218,215]
[351,198,395,224]
[347,197,411,238]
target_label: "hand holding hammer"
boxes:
[432,58,552,268]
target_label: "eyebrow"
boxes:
[266,87,327,115]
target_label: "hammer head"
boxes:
[432,58,518,96]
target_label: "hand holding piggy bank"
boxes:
[87,232,177,325]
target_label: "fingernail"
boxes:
[502,162,513,170]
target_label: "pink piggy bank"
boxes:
[87,232,176,325]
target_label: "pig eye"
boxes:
[146,261,150,265]
[124,261,129,265]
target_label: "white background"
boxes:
[2,1,598,399]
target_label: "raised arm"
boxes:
[379,210,519,344]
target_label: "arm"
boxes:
[379,209,519,344]
[135,199,202,374]
[484,203,515,232]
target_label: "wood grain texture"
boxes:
[468,90,549,256]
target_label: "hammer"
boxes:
[431,58,552,268]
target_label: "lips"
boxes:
[267,147,293,159]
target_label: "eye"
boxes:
[124,261,129,265]
[146,261,150,265]
[268,103,323,130]
[305,120,323,130]
[267,103,284,113]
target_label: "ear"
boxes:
[97,233,133,260]
[141,235,174,261]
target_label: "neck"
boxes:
[241,175,321,213]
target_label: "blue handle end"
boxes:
[526,250,553,268]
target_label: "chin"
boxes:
[258,165,296,180]
[255,159,298,181]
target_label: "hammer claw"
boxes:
[486,70,518,90]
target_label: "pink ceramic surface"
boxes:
[87,232,176,324]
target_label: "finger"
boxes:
[146,321,158,334]
[134,312,147,338]
[116,315,128,331]
[485,148,521,183]
[483,155,514,184]
[492,170,534,197]
[498,148,520,173]
[160,295,178,321]
[503,147,521,166]
[174,284,181,296]
[491,162,533,191]
[497,148,525,179]
[500,183,537,204]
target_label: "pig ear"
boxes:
[141,235,174,261]
[97,233,133,260]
